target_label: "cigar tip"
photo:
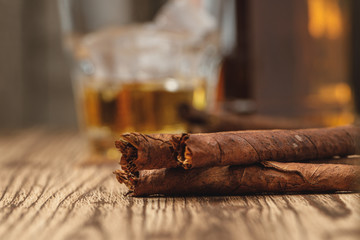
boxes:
[113,169,137,192]
[115,138,128,150]
[115,136,139,172]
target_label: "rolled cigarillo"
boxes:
[177,103,321,132]
[114,158,360,197]
[116,126,360,171]
[173,125,360,169]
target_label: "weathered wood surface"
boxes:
[0,129,359,240]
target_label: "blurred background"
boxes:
[1,0,359,131]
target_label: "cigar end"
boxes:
[114,136,141,195]
[115,137,139,172]
[113,169,138,192]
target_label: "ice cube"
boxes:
[155,0,216,43]
[73,0,218,82]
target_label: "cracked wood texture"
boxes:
[0,129,359,240]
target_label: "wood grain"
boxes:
[0,129,359,240]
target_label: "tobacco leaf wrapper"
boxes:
[115,133,180,172]
[116,126,360,171]
[114,158,360,196]
[173,125,360,169]
[178,103,321,132]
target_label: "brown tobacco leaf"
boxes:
[173,126,360,169]
[115,126,360,172]
[115,133,180,172]
[178,103,321,133]
[114,157,360,197]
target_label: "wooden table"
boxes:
[0,129,359,240]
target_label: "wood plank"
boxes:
[0,130,359,240]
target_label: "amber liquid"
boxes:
[78,78,206,160]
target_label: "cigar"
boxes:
[115,133,180,172]
[114,158,360,196]
[178,103,320,132]
[116,126,360,171]
[173,125,360,169]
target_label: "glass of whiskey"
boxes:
[59,0,221,162]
